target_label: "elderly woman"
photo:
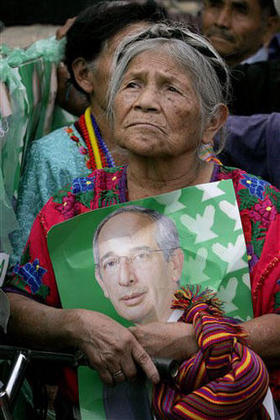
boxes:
[5,23,280,417]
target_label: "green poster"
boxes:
[48,179,252,419]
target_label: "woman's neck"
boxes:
[127,152,214,201]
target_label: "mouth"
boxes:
[126,122,166,134]
[120,291,147,306]
[206,31,234,44]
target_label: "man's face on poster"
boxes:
[94,212,183,324]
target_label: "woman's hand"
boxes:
[73,309,160,385]
[129,322,198,361]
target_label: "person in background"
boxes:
[10,0,166,265]
[201,0,280,115]
[218,113,280,188]
[201,0,279,67]
[4,22,280,416]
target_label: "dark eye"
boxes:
[103,258,118,270]
[205,0,223,8]
[233,2,249,14]
[125,81,139,89]
[134,250,150,261]
[167,86,179,93]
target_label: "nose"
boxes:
[215,6,232,29]
[133,85,160,113]
[118,258,136,287]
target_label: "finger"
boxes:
[112,368,126,384]
[99,352,128,384]
[98,367,115,386]
[119,353,138,382]
[132,342,160,384]
[84,348,116,385]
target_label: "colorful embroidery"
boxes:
[65,112,115,171]
[13,258,47,295]
[240,174,268,200]
[55,194,80,219]
[72,176,95,195]
[98,189,120,207]
[249,196,277,227]
[52,184,72,204]
[246,244,259,271]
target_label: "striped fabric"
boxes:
[153,287,269,419]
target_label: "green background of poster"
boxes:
[48,180,253,419]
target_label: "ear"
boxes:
[169,248,184,283]
[72,58,94,94]
[95,267,109,298]
[201,104,228,145]
[263,16,280,46]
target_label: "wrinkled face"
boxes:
[91,22,150,112]
[95,212,182,324]
[112,48,204,159]
[202,0,269,66]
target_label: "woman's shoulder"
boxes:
[29,123,80,155]
[39,165,127,233]
[216,165,280,194]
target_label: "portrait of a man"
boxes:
[93,205,184,325]
[92,205,184,419]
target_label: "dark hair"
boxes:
[259,0,277,15]
[65,0,166,91]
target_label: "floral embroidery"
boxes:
[98,189,120,207]
[72,176,95,195]
[246,244,259,271]
[13,258,47,295]
[55,194,80,219]
[52,184,72,204]
[249,197,277,227]
[64,125,91,168]
[240,174,268,200]
[79,146,88,155]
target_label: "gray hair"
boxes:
[93,205,180,270]
[107,22,230,151]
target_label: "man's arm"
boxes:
[7,293,160,385]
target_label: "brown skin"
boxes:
[201,0,279,67]
[7,293,160,385]
[73,22,150,166]
[129,315,280,367]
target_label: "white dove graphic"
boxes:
[216,277,238,314]
[212,234,248,273]
[196,182,225,201]
[184,248,210,283]
[180,205,218,244]
[154,190,185,214]
[219,200,242,231]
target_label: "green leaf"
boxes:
[76,190,94,209]
[37,284,50,300]
[238,189,258,210]
[53,184,72,204]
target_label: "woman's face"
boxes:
[113,48,204,158]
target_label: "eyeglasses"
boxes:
[99,248,171,274]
